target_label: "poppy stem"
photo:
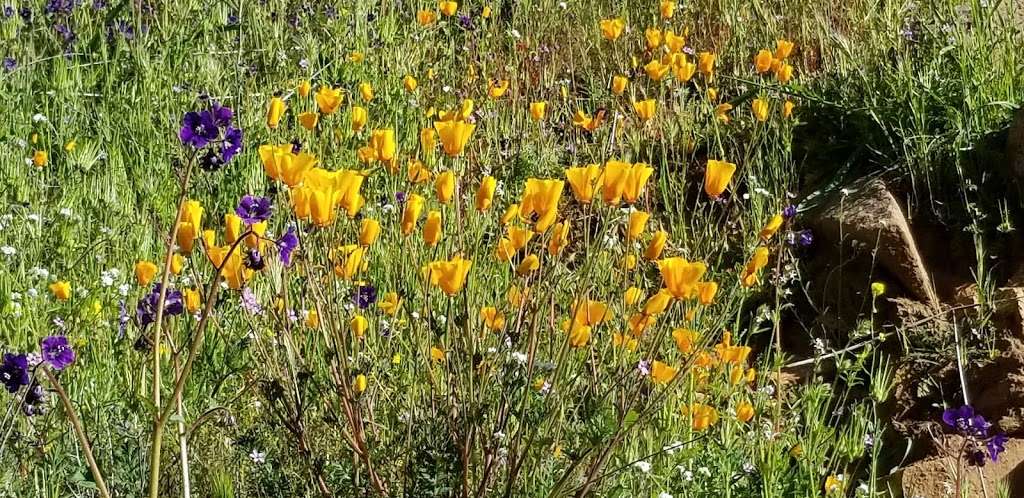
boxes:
[147,155,194,498]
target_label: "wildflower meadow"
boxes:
[2,0,1023,496]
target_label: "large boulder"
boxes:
[807,179,939,308]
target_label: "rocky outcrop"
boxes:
[807,179,939,308]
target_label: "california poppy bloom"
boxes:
[475,176,497,211]
[298,112,318,130]
[759,214,784,240]
[426,255,472,295]
[658,257,707,299]
[315,86,343,115]
[645,28,662,50]
[359,218,380,246]
[439,1,457,16]
[420,127,437,156]
[520,178,564,232]
[643,230,668,260]
[673,60,697,81]
[754,49,773,74]
[548,221,570,255]
[627,210,649,240]
[697,52,716,76]
[417,10,437,25]
[665,30,685,53]
[696,281,718,305]
[480,307,506,331]
[529,101,546,121]
[487,79,509,99]
[572,109,605,132]
[433,119,476,156]
[266,96,285,129]
[401,193,426,235]
[683,403,719,431]
[672,328,697,353]
[297,80,311,98]
[435,170,456,203]
[358,82,373,102]
[644,59,669,81]
[403,75,418,92]
[379,292,401,315]
[611,75,628,95]
[650,361,678,384]
[660,0,675,19]
[775,39,795,59]
[775,63,794,83]
[642,289,673,315]
[704,159,737,198]
[633,99,656,121]
[599,18,625,41]
[516,254,540,276]
[351,106,368,131]
[751,98,769,122]
[32,150,48,167]
[48,281,71,300]
[369,129,396,162]
[135,261,158,286]
[782,100,795,118]
[259,144,317,187]
[423,210,442,247]
[740,247,770,287]
[565,164,602,203]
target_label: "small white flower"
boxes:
[249,449,266,464]
[101,275,114,287]
[663,441,683,454]
[26,288,38,298]
[381,203,396,213]
[59,208,73,217]
[658,493,673,498]
[118,284,131,297]
[29,267,49,279]
[697,466,711,476]
[510,351,528,364]
[742,461,756,474]
[100,226,113,235]
[0,246,15,256]
[633,461,651,473]
[558,1,567,8]
[27,214,41,223]
[679,468,693,481]
[32,113,48,123]
[509,29,521,39]
[411,311,421,320]
[10,292,21,301]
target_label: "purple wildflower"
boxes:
[40,336,75,370]
[235,195,273,225]
[637,360,652,376]
[0,353,30,393]
[353,285,377,309]
[395,191,407,204]
[782,205,798,219]
[277,225,298,267]
[942,405,1007,466]
[240,287,263,315]
[53,23,76,45]
[22,383,47,416]
[244,249,265,271]
[797,229,813,247]
[19,6,31,22]
[45,0,77,15]
[136,285,185,327]
[3,5,13,18]
[179,111,219,148]
[988,433,1008,462]
[943,405,990,438]
[2,57,14,72]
